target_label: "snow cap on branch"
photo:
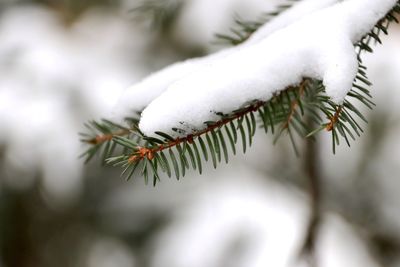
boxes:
[115,0,398,137]
[113,0,337,120]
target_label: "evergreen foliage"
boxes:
[81,1,400,185]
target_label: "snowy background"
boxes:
[0,1,399,267]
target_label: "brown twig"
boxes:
[128,101,266,163]
[282,80,308,130]
[86,129,130,145]
[325,106,342,131]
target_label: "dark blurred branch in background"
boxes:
[299,117,322,267]
[0,0,119,23]
[130,0,183,34]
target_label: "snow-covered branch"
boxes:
[115,0,397,138]
[82,0,400,183]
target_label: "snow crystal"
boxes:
[116,0,398,137]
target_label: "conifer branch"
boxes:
[126,100,265,164]
[80,1,400,183]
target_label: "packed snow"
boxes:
[113,0,337,120]
[114,0,398,137]
[113,0,338,122]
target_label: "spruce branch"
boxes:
[80,1,400,183]
[82,80,329,183]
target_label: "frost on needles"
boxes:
[81,0,400,183]
[114,0,398,138]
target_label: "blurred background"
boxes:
[0,0,400,266]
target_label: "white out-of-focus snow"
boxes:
[150,168,307,267]
[149,168,379,267]
[0,6,144,202]
[316,214,380,267]
[115,0,397,137]
[86,238,137,267]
